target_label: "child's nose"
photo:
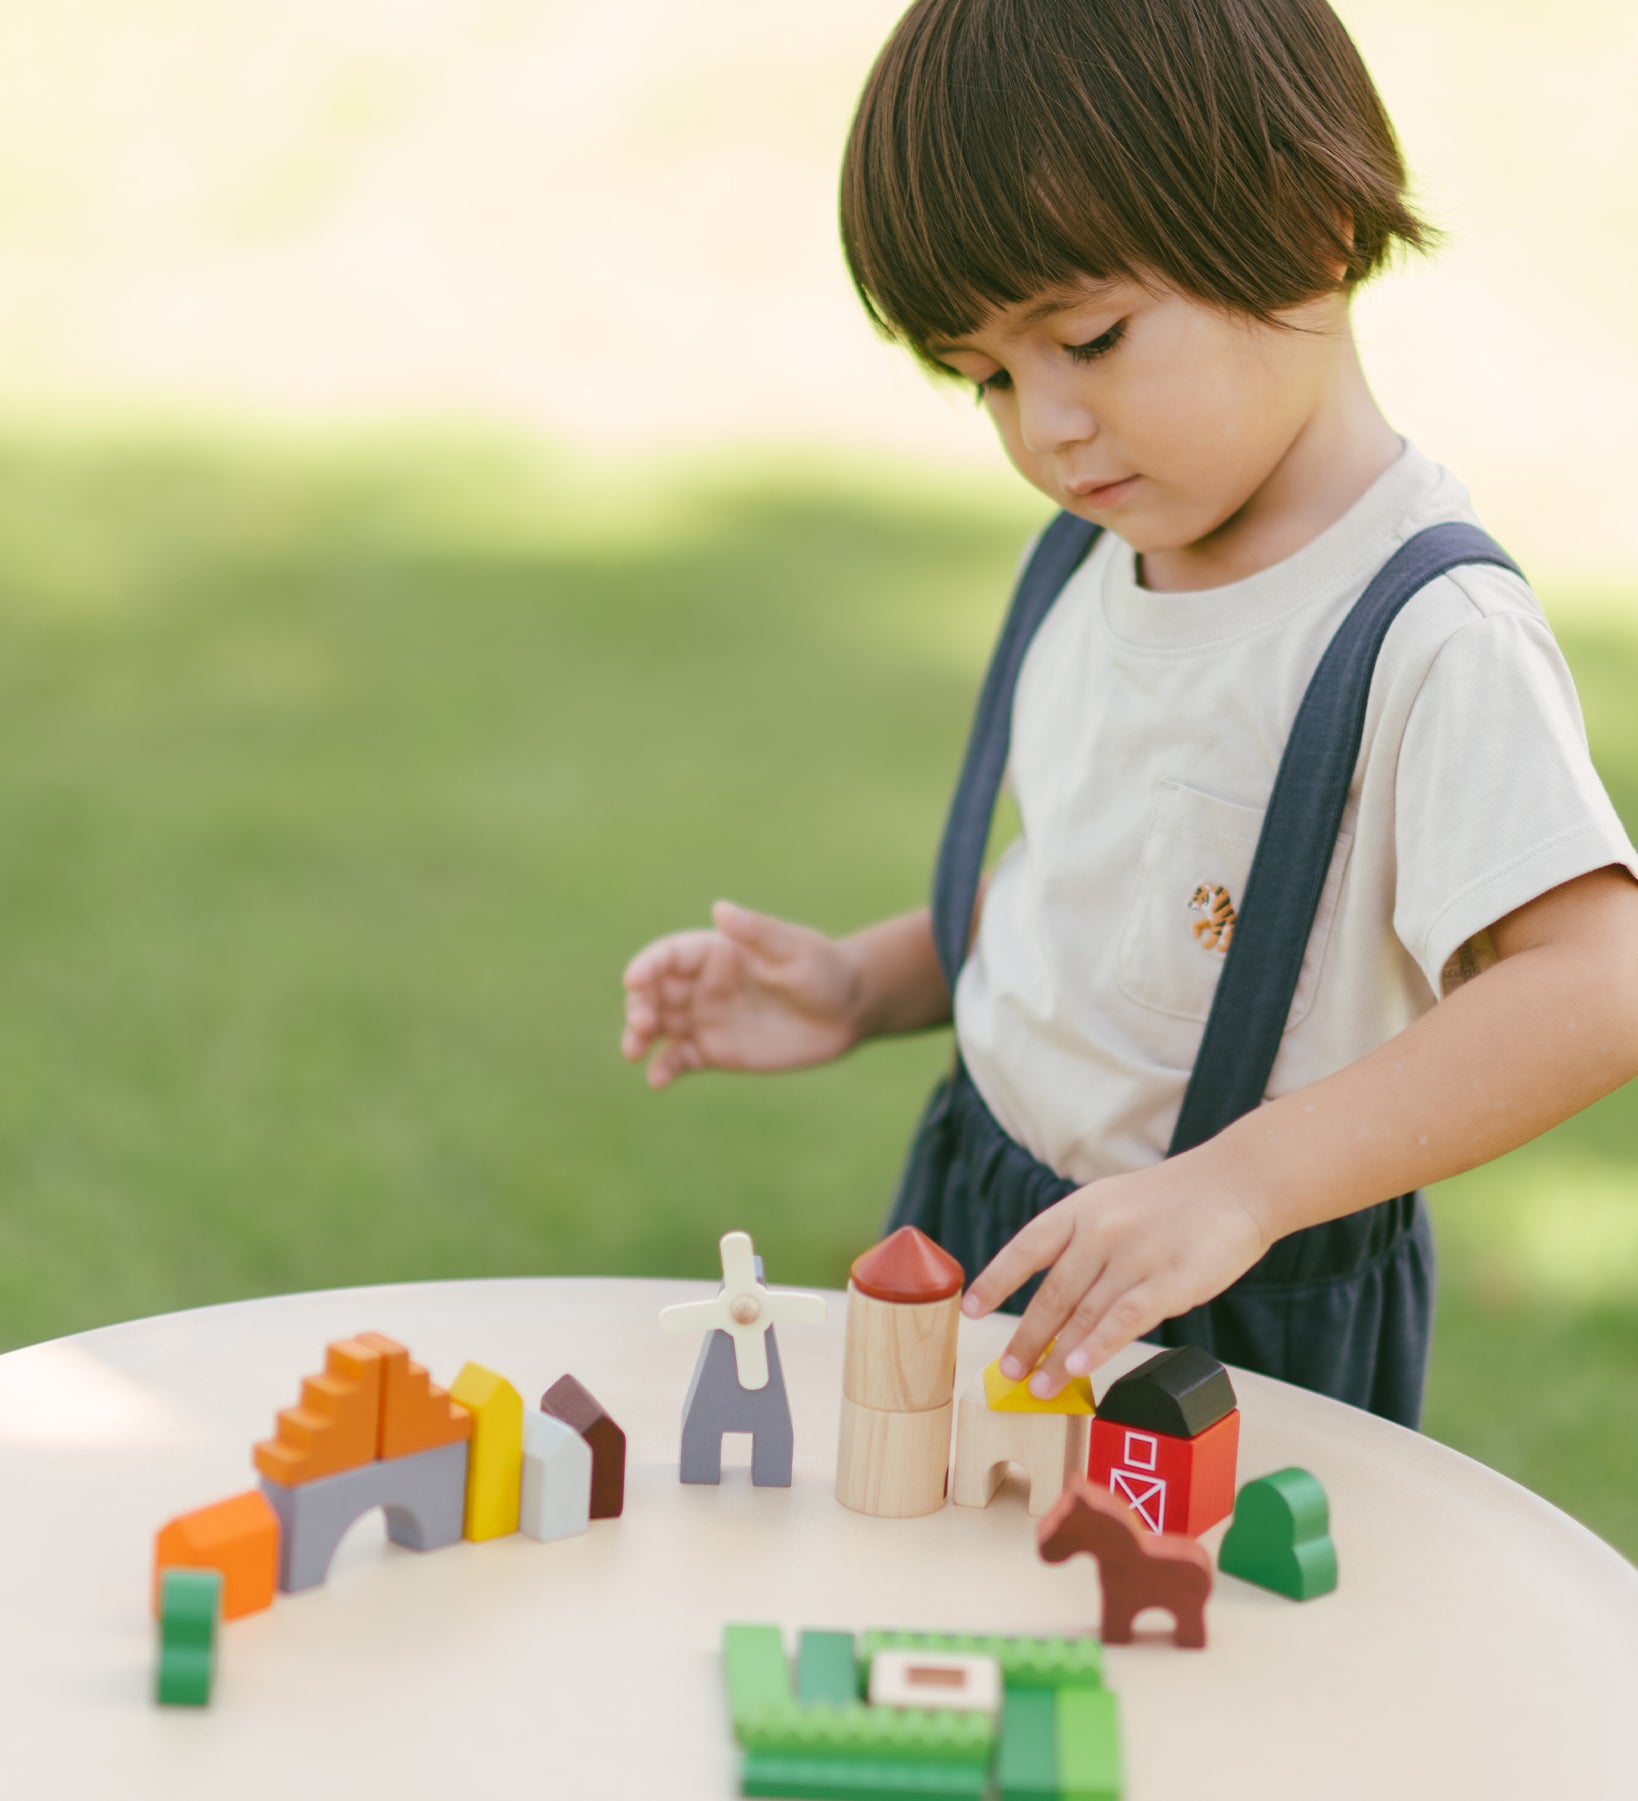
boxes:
[1015,380,1096,458]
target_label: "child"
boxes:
[620,0,1638,1428]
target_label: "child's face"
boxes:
[928,272,1352,568]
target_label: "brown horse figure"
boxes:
[1037,1476,1213,1648]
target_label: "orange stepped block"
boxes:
[253,1337,385,1487]
[355,1332,473,1459]
[153,1490,281,1620]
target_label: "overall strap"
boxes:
[930,512,1103,992]
[1166,521,1527,1157]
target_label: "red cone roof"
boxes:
[850,1226,964,1303]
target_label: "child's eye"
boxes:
[973,320,1127,403]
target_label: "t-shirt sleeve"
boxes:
[1394,609,1638,999]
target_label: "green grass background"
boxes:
[0,421,1632,1561]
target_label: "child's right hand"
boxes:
[621,900,864,1089]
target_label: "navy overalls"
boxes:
[886,512,1525,1428]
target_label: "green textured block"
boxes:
[1055,1687,1122,1801]
[739,1749,989,1798]
[798,1631,861,1705]
[725,1624,794,1729]
[737,1701,993,1764]
[1219,1468,1339,1601]
[996,1686,1057,1799]
[860,1632,1101,1691]
[155,1567,222,1707]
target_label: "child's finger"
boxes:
[993,1248,1114,1392]
[1059,1280,1166,1384]
[960,1207,1076,1326]
[647,1039,703,1089]
[712,899,792,961]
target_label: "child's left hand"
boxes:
[959,1145,1271,1397]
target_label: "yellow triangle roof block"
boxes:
[982,1355,1095,1415]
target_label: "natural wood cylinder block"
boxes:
[834,1396,953,1518]
[841,1283,960,1413]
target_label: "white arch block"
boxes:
[520,1409,593,1542]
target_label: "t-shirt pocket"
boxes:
[1118,777,1352,1031]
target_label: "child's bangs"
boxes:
[840,30,1149,374]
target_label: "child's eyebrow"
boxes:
[928,280,1124,355]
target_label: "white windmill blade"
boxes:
[717,1230,759,1293]
[657,1295,730,1335]
[763,1288,827,1326]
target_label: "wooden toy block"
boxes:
[842,1289,960,1414]
[353,1331,472,1459]
[519,1409,593,1541]
[736,1701,994,1763]
[868,1651,1001,1718]
[448,1362,523,1540]
[1087,1408,1239,1537]
[835,1397,952,1518]
[723,1623,794,1728]
[848,1227,965,1306]
[155,1567,222,1707]
[153,1489,280,1621]
[541,1375,626,1519]
[982,1351,1094,1416]
[835,1228,962,1519]
[738,1750,988,1798]
[860,1632,1102,1692]
[1038,1477,1213,1649]
[1055,1686,1123,1801]
[660,1233,827,1393]
[953,1374,1090,1517]
[996,1686,1057,1800]
[252,1336,385,1487]
[796,1630,859,1706]
[259,1440,468,1592]
[1218,1466,1338,1600]
[680,1327,796,1487]
[1093,1344,1235,1440]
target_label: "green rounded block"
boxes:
[156,1567,223,1706]
[1219,1467,1338,1601]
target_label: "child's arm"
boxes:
[963,864,1638,1396]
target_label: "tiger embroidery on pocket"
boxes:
[1188,883,1236,952]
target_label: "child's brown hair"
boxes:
[839,0,1444,379]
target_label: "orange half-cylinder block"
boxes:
[354,1331,473,1459]
[153,1490,280,1621]
[253,1337,385,1487]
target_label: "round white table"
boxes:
[1,1276,1633,1799]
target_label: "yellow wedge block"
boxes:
[448,1362,524,1540]
[983,1354,1095,1415]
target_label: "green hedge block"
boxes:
[996,1687,1057,1799]
[1219,1467,1339,1601]
[737,1701,993,1764]
[155,1567,222,1708]
[740,1749,990,1799]
[859,1632,1102,1691]
[1055,1687,1122,1801]
[798,1630,861,1705]
[724,1624,795,1728]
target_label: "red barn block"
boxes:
[1088,1410,1240,1538]
[1088,1344,1240,1537]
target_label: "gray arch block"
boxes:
[680,1326,794,1486]
[259,1440,470,1593]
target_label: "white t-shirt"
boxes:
[955,437,1638,1186]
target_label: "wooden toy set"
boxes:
[149,1223,1339,1800]
[151,1333,625,1706]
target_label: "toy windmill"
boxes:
[658,1231,826,1487]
